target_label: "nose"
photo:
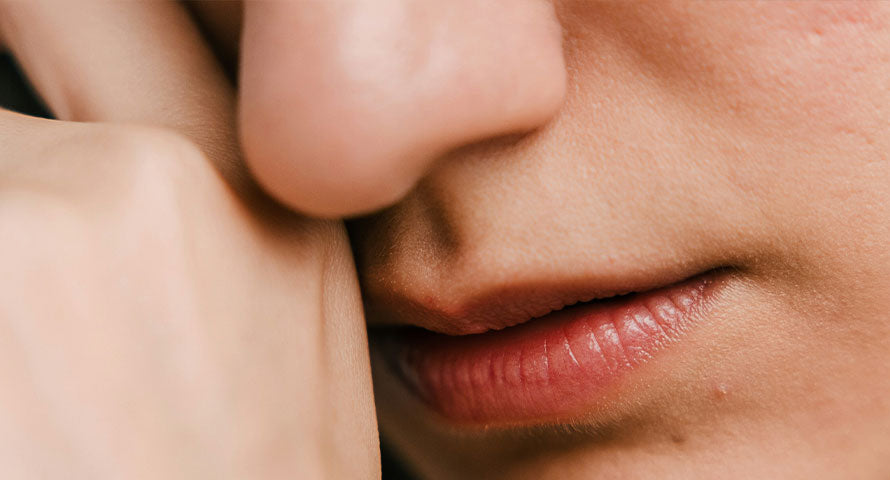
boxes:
[239,0,566,217]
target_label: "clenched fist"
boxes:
[0,2,379,478]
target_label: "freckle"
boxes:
[671,433,686,444]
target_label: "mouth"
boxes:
[370,269,731,425]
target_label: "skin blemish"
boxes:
[713,382,730,401]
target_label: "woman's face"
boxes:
[244,2,890,478]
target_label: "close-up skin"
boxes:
[351,2,890,478]
[240,1,890,478]
[0,2,380,479]
[2,1,890,479]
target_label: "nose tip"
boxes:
[239,1,567,217]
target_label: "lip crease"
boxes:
[373,271,728,424]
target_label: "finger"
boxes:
[0,0,242,185]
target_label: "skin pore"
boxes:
[2,1,889,479]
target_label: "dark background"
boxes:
[0,52,415,480]
[0,53,49,118]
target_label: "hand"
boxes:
[0,2,378,478]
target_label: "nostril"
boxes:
[239,0,567,217]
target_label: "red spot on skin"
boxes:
[713,382,730,401]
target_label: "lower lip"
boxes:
[376,274,724,424]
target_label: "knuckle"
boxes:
[18,124,223,205]
[59,126,227,214]
[98,126,219,188]
[0,125,226,242]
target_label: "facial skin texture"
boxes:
[239,1,889,479]
[2,1,884,479]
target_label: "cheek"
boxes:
[555,1,890,271]
[578,2,890,140]
[713,3,889,137]
[682,4,890,302]
[712,4,890,240]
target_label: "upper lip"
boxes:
[363,266,723,336]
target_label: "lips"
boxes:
[371,270,728,424]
